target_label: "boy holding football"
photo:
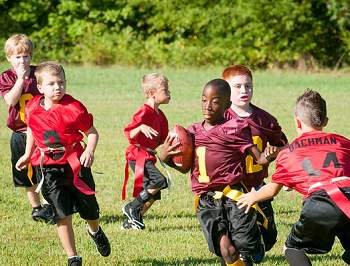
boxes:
[161,79,278,266]
[0,34,53,223]
[237,89,350,266]
[222,65,288,252]
[121,73,176,230]
[16,62,110,266]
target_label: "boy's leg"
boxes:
[57,215,77,257]
[86,219,111,257]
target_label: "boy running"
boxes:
[238,89,350,266]
[16,62,110,266]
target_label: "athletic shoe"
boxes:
[120,219,143,230]
[122,203,145,229]
[32,204,55,224]
[68,256,82,266]
[87,226,111,257]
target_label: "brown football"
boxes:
[170,124,193,173]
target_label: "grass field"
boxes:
[0,64,350,265]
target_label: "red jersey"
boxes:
[225,104,287,188]
[188,118,254,195]
[272,131,350,197]
[0,66,40,132]
[122,104,169,199]
[25,94,93,166]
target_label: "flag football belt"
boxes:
[35,143,95,195]
[194,185,268,229]
[122,144,172,200]
[307,176,350,219]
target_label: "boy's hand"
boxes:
[80,150,94,168]
[159,133,181,162]
[139,124,158,139]
[15,154,31,171]
[237,188,258,214]
[15,65,30,80]
[264,145,279,162]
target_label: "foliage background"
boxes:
[0,0,349,68]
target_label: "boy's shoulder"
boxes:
[251,104,278,122]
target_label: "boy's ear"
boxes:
[37,84,43,94]
[226,100,232,109]
[295,116,302,129]
[323,117,329,127]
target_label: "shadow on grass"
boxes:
[133,257,219,265]
[265,252,344,264]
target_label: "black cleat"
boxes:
[68,256,82,266]
[87,226,111,257]
[120,219,143,230]
[122,203,145,229]
[32,204,55,224]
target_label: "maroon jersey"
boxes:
[122,103,168,199]
[188,118,254,195]
[225,104,287,188]
[25,94,93,166]
[0,66,40,132]
[272,131,350,197]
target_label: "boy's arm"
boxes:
[15,127,36,170]
[129,124,158,139]
[3,67,30,107]
[247,145,280,165]
[237,182,283,213]
[80,126,99,167]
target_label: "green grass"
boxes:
[0,64,350,265]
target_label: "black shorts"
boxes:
[128,160,168,200]
[258,198,277,251]
[196,186,262,257]
[285,188,350,254]
[11,132,38,187]
[36,164,100,221]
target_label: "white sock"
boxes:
[68,255,81,259]
[87,225,99,236]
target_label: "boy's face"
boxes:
[37,72,66,104]
[225,75,253,108]
[153,83,170,104]
[201,85,231,125]
[7,51,31,72]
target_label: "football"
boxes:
[170,124,193,173]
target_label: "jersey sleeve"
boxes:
[271,151,294,187]
[124,106,147,142]
[0,71,15,96]
[75,102,93,132]
[233,120,254,154]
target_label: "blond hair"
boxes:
[4,34,33,57]
[141,73,168,96]
[35,61,66,85]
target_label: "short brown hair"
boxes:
[295,89,327,128]
[5,34,34,57]
[35,61,66,85]
[222,65,253,81]
[141,73,168,95]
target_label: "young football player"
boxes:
[223,65,288,252]
[237,89,350,266]
[0,34,53,223]
[121,73,175,230]
[161,79,279,266]
[16,62,110,266]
